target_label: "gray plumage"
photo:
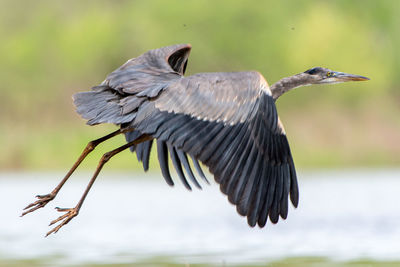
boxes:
[73,44,369,227]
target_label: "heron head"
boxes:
[304,67,369,84]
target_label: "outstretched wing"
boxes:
[129,70,299,227]
[73,44,299,227]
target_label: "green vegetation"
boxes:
[1,0,399,170]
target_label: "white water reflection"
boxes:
[1,170,400,265]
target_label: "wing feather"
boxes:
[168,143,191,190]
[215,121,247,179]
[174,120,207,149]
[257,166,274,227]
[225,132,254,203]
[270,165,283,224]
[181,122,217,152]
[176,149,201,189]
[141,140,153,171]
[280,163,290,219]
[190,154,209,184]
[207,124,244,176]
[247,158,267,226]
[235,142,259,216]
[241,149,263,221]
[157,140,174,186]
[200,126,233,164]
[263,166,278,225]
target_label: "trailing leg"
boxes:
[21,129,123,216]
[45,134,152,236]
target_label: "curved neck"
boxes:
[270,73,311,100]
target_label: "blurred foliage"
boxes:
[0,0,399,170]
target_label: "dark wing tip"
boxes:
[291,194,299,208]
[190,154,209,185]
[176,149,202,190]
[157,140,174,186]
[167,144,192,191]
[288,157,299,208]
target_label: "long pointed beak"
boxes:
[332,72,370,82]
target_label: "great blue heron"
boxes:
[22,44,369,236]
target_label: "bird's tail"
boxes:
[73,85,136,126]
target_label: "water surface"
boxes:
[1,170,399,265]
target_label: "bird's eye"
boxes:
[326,72,332,77]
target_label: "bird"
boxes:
[21,44,369,236]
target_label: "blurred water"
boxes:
[0,170,399,265]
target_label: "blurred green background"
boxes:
[1,0,399,171]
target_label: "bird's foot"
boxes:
[46,207,79,237]
[21,193,56,217]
